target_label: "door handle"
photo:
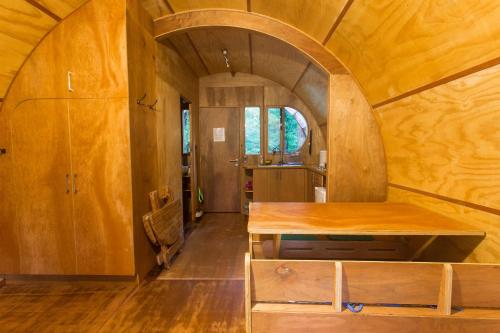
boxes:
[72,174,78,194]
[67,71,74,92]
[229,158,239,167]
[65,174,70,194]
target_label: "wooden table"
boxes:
[248,202,485,260]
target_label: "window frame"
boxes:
[263,105,309,158]
[243,106,262,156]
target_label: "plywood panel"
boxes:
[188,28,251,74]
[376,64,500,211]
[0,1,56,96]
[69,99,134,275]
[252,33,309,91]
[327,0,500,105]
[167,33,208,76]
[328,75,387,202]
[200,86,263,108]
[293,64,328,124]
[127,0,159,279]
[251,0,348,42]
[141,0,173,18]
[0,109,19,273]
[387,186,500,263]
[33,0,87,18]
[168,0,247,12]
[10,99,76,274]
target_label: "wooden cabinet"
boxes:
[8,98,134,275]
[68,99,133,275]
[11,100,76,274]
[306,169,326,202]
[254,168,305,202]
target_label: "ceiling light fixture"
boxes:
[222,49,230,68]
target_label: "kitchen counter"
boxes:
[244,164,327,176]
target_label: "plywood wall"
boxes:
[327,75,387,202]
[376,64,500,263]
[0,0,133,275]
[199,73,327,166]
[127,0,199,279]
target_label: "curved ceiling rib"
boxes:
[0,0,87,103]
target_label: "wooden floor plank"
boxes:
[159,213,248,280]
[0,214,247,332]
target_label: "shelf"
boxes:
[245,190,254,193]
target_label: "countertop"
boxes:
[243,164,327,176]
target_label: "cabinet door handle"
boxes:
[72,174,78,194]
[65,174,70,194]
[67,71,74,92]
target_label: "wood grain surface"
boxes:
[328,74,387,202]
[377,64,500,211]
[327,0,500,105]
[159,213,247,280]
[248,202,485,236]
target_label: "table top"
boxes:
[248,202,485,236]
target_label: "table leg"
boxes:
[249,233,253,258]
[273,234,281,259]
[407,235,438,261]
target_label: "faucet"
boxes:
[272,146,285,165]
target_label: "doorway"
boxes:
[199,107,241,212]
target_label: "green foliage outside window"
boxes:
[182,109,190,154]
[284,107,308,153]
[244,107,261,155]
[267,107,281,153]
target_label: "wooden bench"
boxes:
[245,254,500,332]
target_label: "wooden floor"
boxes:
[0,213,247,332]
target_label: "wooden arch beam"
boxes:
[154,9,347,75]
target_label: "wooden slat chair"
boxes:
[245,255,500,333]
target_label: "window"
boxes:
[267,107,281,153]
[182,108,190,154]
[244,107,261,155]
[284,106,308,153]
[266,106,308,155]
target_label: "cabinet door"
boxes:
[68,99,134,275]
[253,169,269,202]
[11,99,76,274]
[279,169,306,202]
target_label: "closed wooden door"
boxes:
[11,99,76,274]
[199,107,241,212]
[68,99,134,275]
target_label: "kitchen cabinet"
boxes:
[253,168,305,202]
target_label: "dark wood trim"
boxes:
[322,0,354,45]
[247,0,252,12]
[373,56,500,109]
[248,33,253,74]
[162,0,175,14]
[389,183,500,216]
[292,62,311,92]
[25,0,61,21]
[186,33,210,75]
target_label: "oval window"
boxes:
[284,106,308,153]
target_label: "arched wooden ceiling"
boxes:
[164,28,329,124]
[2,0,500,111]
[0,0,87,103]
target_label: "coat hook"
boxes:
[149,99,158,111]
[137,93,147,105]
